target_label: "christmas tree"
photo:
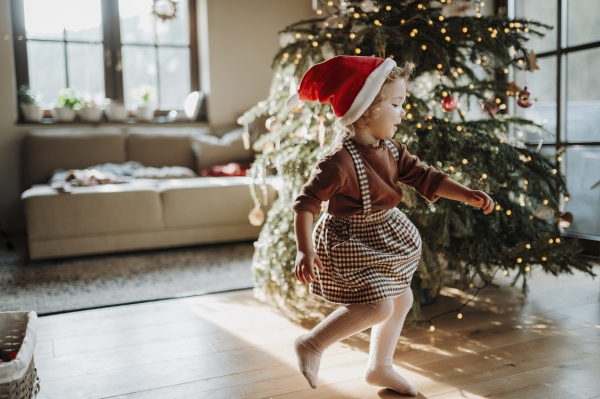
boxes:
[238,0,596,322]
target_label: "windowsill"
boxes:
[18,116,209,126]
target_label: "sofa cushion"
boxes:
[191,128,254,172]
[125,129,203,171]
[21,184,163,239]
[22,128,126,190]
[158,177,276,228]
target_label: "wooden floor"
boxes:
[33,266,600,399]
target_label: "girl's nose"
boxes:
[400,109,406,118]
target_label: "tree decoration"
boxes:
[441,94,458,112]
[237,0,595,324]
[528,50,540,71]
[517,86,534,108]
[481,99,499,116]
[556,212,573,229]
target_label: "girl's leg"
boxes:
[294,298,394,389]
[364,289,418,396]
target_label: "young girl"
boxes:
[289,56,494,396]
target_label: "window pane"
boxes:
[568,0,600,47]
[24,0,102,42]
[566,48,600,142]
[158,47,190,109]
[565,146,600,237]
[156,1,189,45]
[515,0,556,53]
[67,43,105,103]
[120,0,155,45]
[64,0,102,42]
[27,41,66,107]
[122,45,158,109]
[24,0,64,40]
[514,56,557,144]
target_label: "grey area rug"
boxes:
[0,242,255,315]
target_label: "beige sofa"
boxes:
[21,127,276,260]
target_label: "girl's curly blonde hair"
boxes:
[333,62,414,142]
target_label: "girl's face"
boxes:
[354,79,407,145]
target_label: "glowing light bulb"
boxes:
[468,84,474,89]
[421,44,427,50]
[542,256,547,261]
[556,238,561,243]
[457,313,463,319]
[429,325,435,331]
[461,158,467,164]
[526,244,531,249]
[355,48,361,54]
[445,36,451,41]
[386,5,391,10]
[437,63,443,69]
[495,205,501,211]
[350,33,356,39]
[312,41,318,47]
[564,196,569,201]
[439,16,444,21]
[549,238,554,244]
[543,199,548,205]
[441,28,446,33]
[503,269,508,275]
[482,173,487,179]
[506,210,512,215]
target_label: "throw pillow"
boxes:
[191,128,253,172]
[200,162,251,177]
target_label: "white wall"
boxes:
[202,0,313,127]
[0,0,313,233]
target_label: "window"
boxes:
[512,0,600,243]
[11,0,199,114]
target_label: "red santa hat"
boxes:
[286,55,396,126]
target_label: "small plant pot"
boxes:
[20,103,43,122]
[105,103,128,122]
[51,106,76,122]
[136,106,154,122]
[80,106,103,123]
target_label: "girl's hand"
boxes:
[466,190,494,214]
[294,250,324,285]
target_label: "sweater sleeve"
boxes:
[394,141,450,202]
[292,157,344,218]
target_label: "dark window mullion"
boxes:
[189,0,199,91]
[102,0,124,101]
[63,28,69,88]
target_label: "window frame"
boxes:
[505,0,600,250]
[11,0,200,119]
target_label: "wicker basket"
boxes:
[0,312,40,399]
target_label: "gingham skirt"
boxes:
[311,207,422,304]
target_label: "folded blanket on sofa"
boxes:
[49,161,198,192]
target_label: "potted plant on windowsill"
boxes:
[18,84,43,122]
[104,99,128,122]
[131,84,157,122]
[51,88,82,122]
[79,100,103,123]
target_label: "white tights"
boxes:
[294,289,417,395]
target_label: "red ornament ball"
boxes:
[481,99,499,116]
[7,351,18,361]
[441,94,458,112]
[517,86,534,108]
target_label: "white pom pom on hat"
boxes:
[285,56,396,126]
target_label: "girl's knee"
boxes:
[367,298,395,322]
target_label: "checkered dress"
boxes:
[310,136,422,304]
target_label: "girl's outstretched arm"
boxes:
[294,210,324,285]
[435,178,495,214]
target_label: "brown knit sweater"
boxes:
[292,138,450,218]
